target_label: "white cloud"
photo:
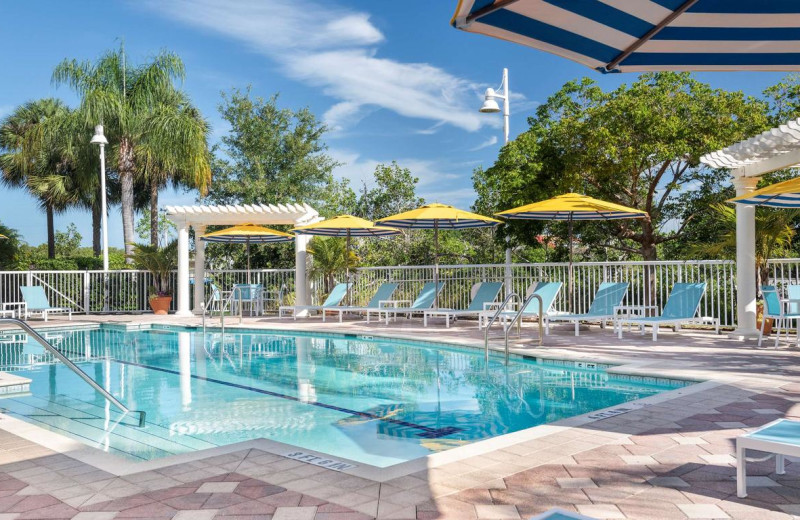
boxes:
[147,0,489,132]
[469,135,498,151]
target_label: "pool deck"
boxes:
[0,313,798,519]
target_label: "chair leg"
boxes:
[652,324,658,341]
[775,318,781,348]
[758,316,766,347]
[777,454,786,475]
[736,443,747,498]
[574,321,579,337]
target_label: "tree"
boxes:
[206,88,339,209]
[0,222,21,269]
[474,73,770,262]
[54,223,82,257]
[0,99,82,258]
[53,44,211,257]
[135,209,176,245]
[356,162,424,220]
[307,237,358,293]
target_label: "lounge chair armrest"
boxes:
[379,300,410,308]
[483,302,502,310]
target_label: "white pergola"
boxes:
[701,118,800,339]
[165,203,322,316]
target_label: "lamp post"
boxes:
[479,68,512,296]
[91,125,110,312]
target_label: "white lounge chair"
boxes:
[615,282,719,341]
[366,282,444,324]
[736,418,796,498]
[279,283,350,320]
[545,282,629,336]
[19,286,72,321]
[423,281,503,328]
[479,281,562,330]
[325,282,399,323]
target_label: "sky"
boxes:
[0,1,791,248]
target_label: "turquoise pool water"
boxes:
[0,325,690,467]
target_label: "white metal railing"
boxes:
[0,258,797,325]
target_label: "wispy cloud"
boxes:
[469,135,498,151]
[147,0,489,132]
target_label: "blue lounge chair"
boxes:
[279,283,350,320]
[326,282,399,323]
[759,285,800,348]
[423,281,504,328]
[544,282,629,336]
[479,281,562,330]
[616,282,719,341]
[366,282,445,325]
[19,286,72,321]
[736,418,797,498]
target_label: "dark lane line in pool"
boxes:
[115,359,461,439]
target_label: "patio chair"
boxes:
[758,285,800,348]
[423,281,503,328]
[19,286,72,321]
[544,282,629,336]
[279,283,350,320]
[616,282,719,341]
[366,282,445,325]
[479,281,562,330]
[736,418,796,498]
[325,282,399,323]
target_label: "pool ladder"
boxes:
[0,318,146,427]
[201,286,245,335]
[483,292,544,363]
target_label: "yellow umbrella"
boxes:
[0,234,7,239]
[292,215,401,304]
[377,203,501,308]
[728,176,800,207]
[497,193,647,310]
[201,224,294,283]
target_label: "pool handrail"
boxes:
[483,291,544,363]
[0,318,146,427]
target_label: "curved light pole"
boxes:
[91,125,110,312]
[479,68,512,296]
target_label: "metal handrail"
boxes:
[483,292,544,363]
[0,318,146,427]
[484,292,521,360]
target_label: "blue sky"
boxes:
[0,1,790,247]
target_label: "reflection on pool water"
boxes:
[0,325,691,467]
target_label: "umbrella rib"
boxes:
[465,0,522,25]
[604,0,699,72]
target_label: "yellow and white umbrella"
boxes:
[497,193,647,310]
[377,203,501,308]
[201,224,294,283]
[728,176,800,207]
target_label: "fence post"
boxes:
[83,271,91,314]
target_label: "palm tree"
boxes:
[53,45,211,258]
[308,237,358,293]
[698,203,800,292]
[0,99,80,258]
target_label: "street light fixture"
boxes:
[479,68,512,295]
[91,125,110,312]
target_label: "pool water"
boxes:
[0,325,690,466]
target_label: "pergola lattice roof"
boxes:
[701,118,800,177]
[165,203,319,226]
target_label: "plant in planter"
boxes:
[130,240,178,315]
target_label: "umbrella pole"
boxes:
[434,223,439,310]
[568,214,573,313]
[346,229,351,307]
[246,239,251,285]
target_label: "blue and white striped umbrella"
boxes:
[452,1,800,73]
[729,176,800,207]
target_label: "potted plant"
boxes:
[756,298,773,335]
[131,240,178,315]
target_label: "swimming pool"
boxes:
[0,325,691,467]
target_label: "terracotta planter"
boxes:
[756,302,773,335]
[149,296,172,315]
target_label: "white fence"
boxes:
[0,258,790,327]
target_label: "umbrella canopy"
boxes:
[292,215,400,305]
[452,1,800,74]
[201,224,294,283]
[728,176,800,207]
[378,204,501,308]
[497,193,647,310]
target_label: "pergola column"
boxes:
[731,175,759,340]
[295,233,312,316]
[176,221,192,317]
[193,225,207,314]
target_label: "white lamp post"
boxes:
[90,125,109,272]
[91,125,110,312]
[479,68,512,296]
